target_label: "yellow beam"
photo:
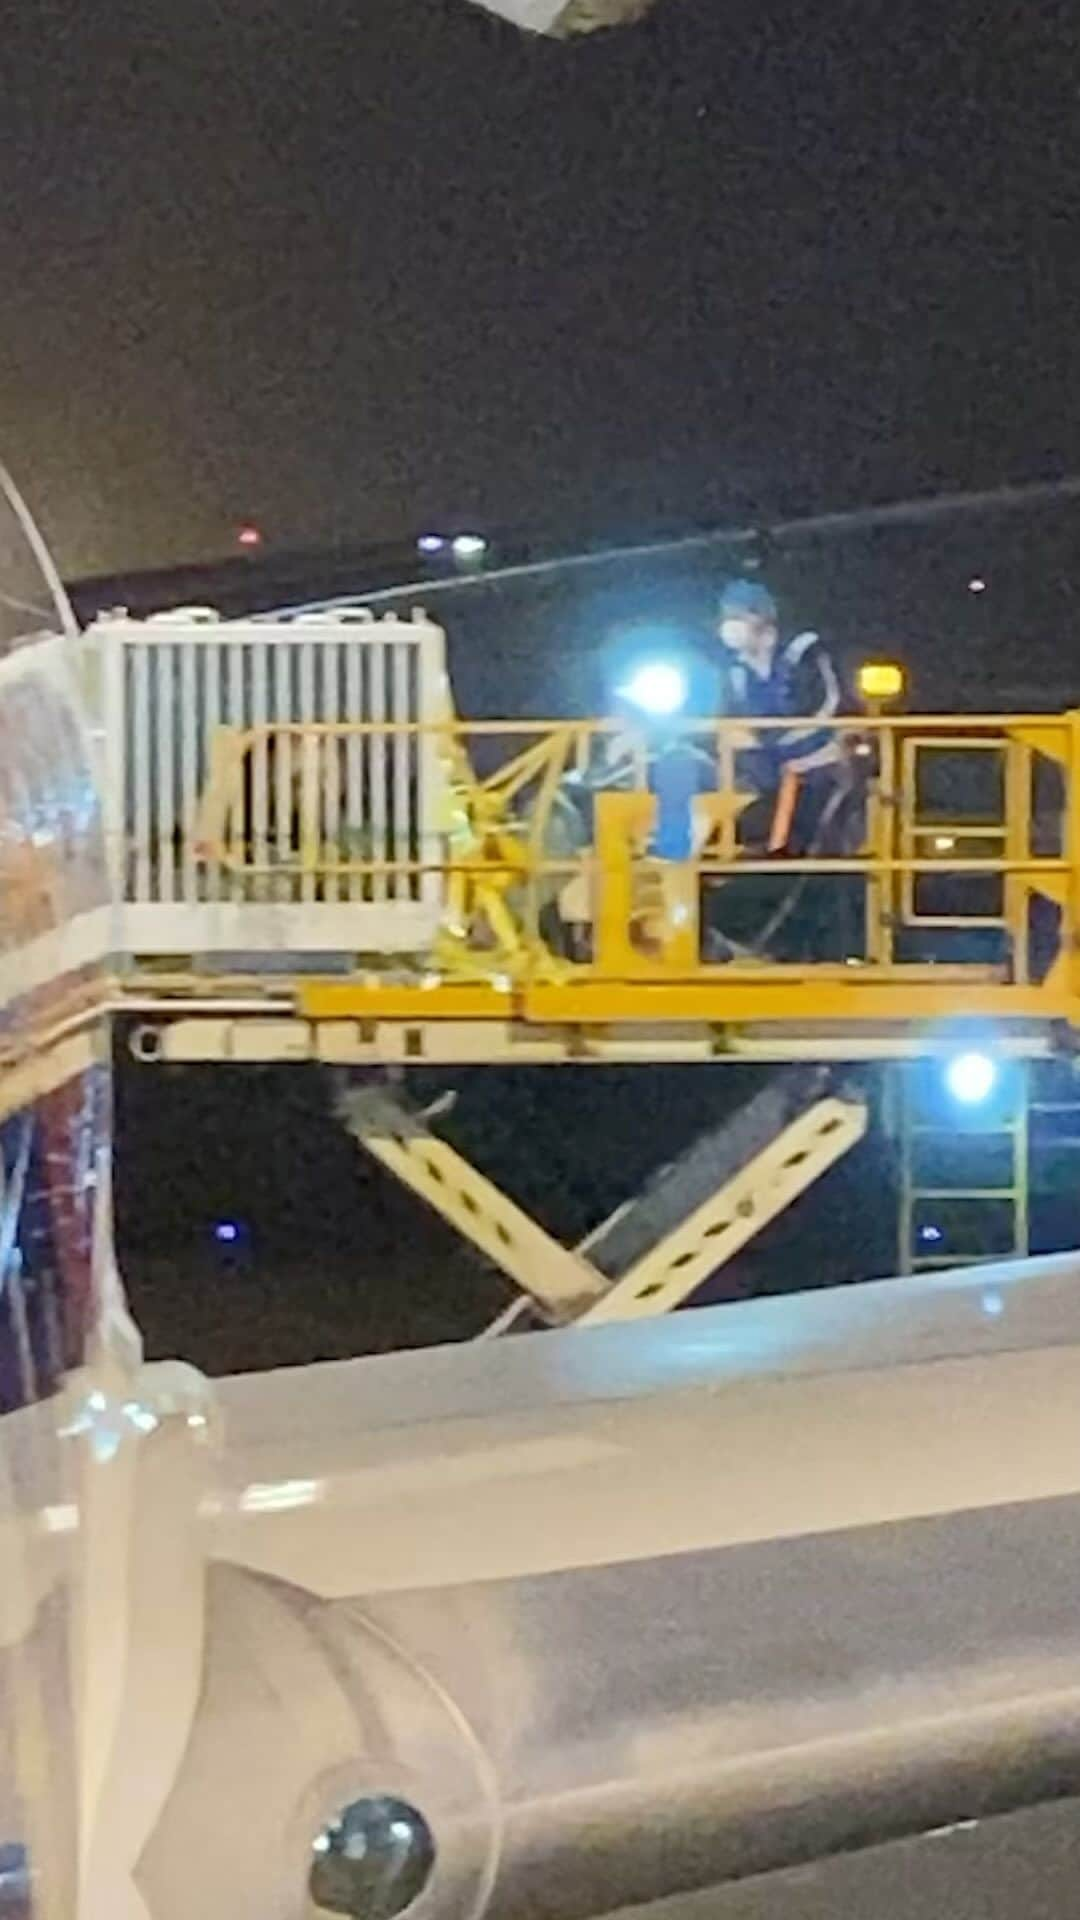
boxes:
[520,981,1076,1025]
[298,974,1077,1028]
[1011,722,1070,767]
[304,982,515,1019]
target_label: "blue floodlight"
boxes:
[616,660,689,718]
[944,1051,998,1106]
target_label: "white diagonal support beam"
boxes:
[576,1095,868,1324]
[339,1077,867,1332]
[582,1069,832,1280]
[338,1085,606,1322]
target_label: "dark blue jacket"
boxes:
[726,631,843,788]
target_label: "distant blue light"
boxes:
[214,1221,240,1245]
[920,1224,943,1244]
[417,534,445,555]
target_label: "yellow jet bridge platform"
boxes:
[108,696,1080,1326]
[124,705,1080,1066]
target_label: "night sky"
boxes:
[11,1,1080,1364]
[6,1,1080,577]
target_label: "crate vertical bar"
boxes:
[251,639,270,885]
[273,642,293,900]
[392,637,411,901]
[131,641,152,904]
[369,640,388,903]
[298,636,317,904]
[321,640,342,905]
[344,639,363,904]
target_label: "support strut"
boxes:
[578,1078,868,1323]
[338,1070,868,1329]
[338,1084,606,1321]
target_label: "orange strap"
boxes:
[768,769,800,853]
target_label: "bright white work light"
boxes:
[452,533,488,561]
[616,661,689,718]
[945,1051,998,1106]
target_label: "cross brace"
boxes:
[338,1073,868,1328]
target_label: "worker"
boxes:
[713,578,860,959]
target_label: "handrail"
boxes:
[3,631,1078,1038]
[183,711,1077,991]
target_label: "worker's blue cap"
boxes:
[719,578,778,622]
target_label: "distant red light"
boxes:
[237,525,262,549]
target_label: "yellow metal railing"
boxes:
[192,711,1080,1004]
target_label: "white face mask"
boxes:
[720,617,753,648]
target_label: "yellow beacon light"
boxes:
[859,660,905,703]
